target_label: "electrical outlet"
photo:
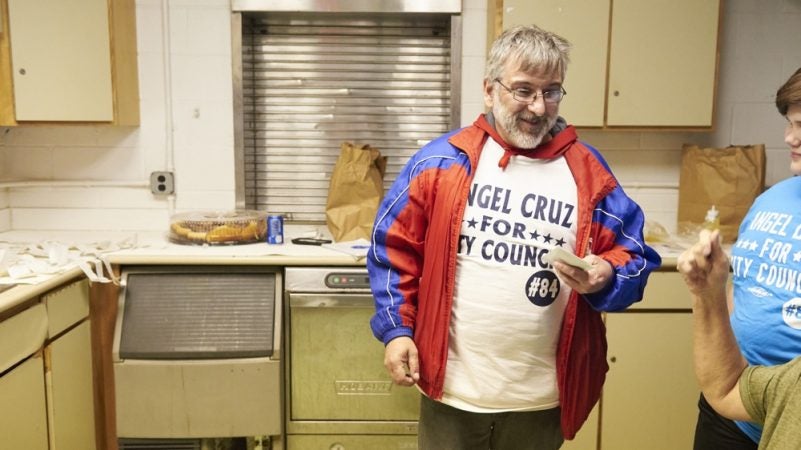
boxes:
[150,171,175,195]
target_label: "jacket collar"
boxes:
[477,113,576,167]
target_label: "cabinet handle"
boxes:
[609,356,617,363]
[613,90,620,97]
[19,68,26,75]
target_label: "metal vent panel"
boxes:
[241,13,454,221]
[119,271,277,359]
[118,439,201,450]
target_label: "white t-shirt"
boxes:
[441,137,579,412]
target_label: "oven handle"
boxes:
[288,293,374,308]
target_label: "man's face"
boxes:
[484,63,563,149]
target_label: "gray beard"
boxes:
[493,105,557,149]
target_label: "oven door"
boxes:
[287,290,420,435]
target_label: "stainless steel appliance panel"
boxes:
[290,291,420,420]
[113,265,282,439]
[285,267,419,442]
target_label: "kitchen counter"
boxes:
[0,267,85,318]
[0,225,366,315]
[0,226,686,315]
[0,226,366,263]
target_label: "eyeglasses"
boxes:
[494,79,567,105]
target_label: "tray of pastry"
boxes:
[169,210,267,245]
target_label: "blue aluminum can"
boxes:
[266,215,284,244]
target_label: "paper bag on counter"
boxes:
[326,142,387,242]
[677,143,766,243]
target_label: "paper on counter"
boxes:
[322,238,371,258]
[0,236,144,285]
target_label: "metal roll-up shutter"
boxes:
[241,13,455,222]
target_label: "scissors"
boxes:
[290,237,333,245]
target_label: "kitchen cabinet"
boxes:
[607,271,697,450]
[603,311,696,449]
[0,278,96,450]
[499,0,721,128]
[559,271,697,450]
[0,303,49,450]
[0,355,49,450]
[43,280,96,450]
[0,0,139,125]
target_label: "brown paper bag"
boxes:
[677,143,766,243]
[326,142,387,242]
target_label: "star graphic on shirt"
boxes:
[466,217,478,228]
[530,230,540,241]
[794,251,801,263]
[542,233,553,244]
[749,241,759,251]
[554,237,566,247]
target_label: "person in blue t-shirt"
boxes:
[685,66,801,449]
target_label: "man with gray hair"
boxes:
[367,24,660,449]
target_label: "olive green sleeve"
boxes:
[739,365,768,424]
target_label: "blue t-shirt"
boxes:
[730,176,801,442]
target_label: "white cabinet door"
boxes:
[7,0,113,121]
[606,0,720,126]
[0,355,49,450]
[501,0,610,127]
[602,312,697,450]
[501,0,720,128]
[48,320,97,450]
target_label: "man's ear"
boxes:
[483,79,494,109]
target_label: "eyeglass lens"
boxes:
[514,89,563,104]
[496,79,565,104]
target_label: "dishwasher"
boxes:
[284,267,420,450]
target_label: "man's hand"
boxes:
[677,229,729,298]
[384,336,420,386]
[552,253,614,294]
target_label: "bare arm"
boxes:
[677,229,751,421]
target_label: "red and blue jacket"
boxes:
[367,115,662,439]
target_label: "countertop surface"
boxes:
[0,225,367,264]
[0,225,685,315]
[0,225,367,314]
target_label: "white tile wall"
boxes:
[459,0,489,126]
[0,0,799,233]
[0,0,237,232]
[709,0,801,188]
